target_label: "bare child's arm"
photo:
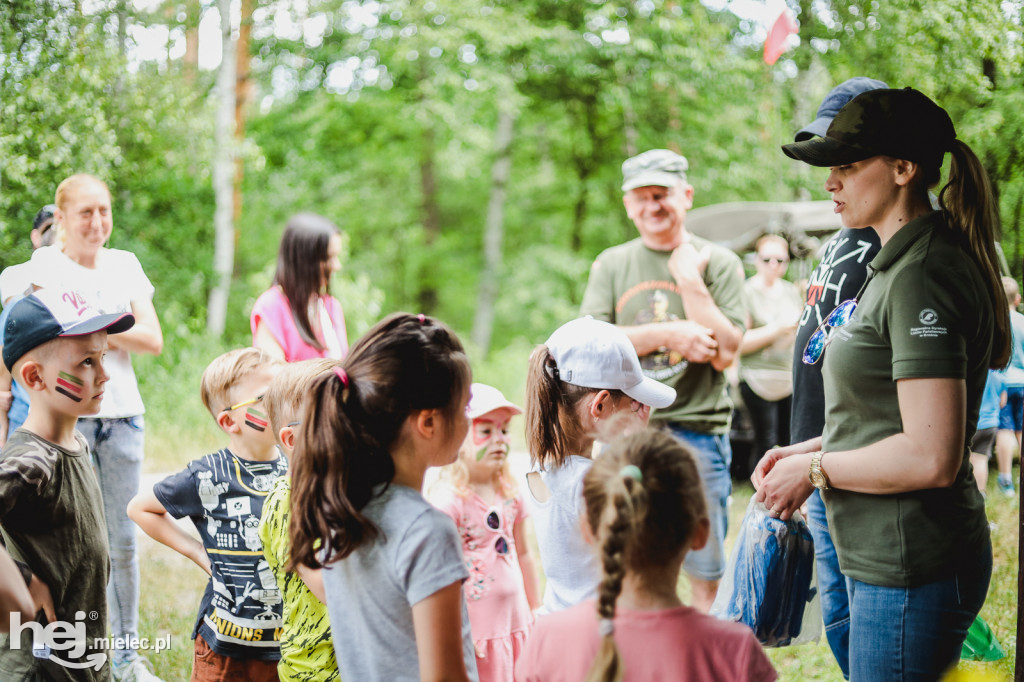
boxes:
[127,487,211,575]
[0,547,34,630]
[296,565,325,603]
[0,359,13,446]
[513,519,542,611]
[411,582,472,682]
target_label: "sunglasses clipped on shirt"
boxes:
[801,299,858,365]
[486,508,510,555]
[802,268,877,366]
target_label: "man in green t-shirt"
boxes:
[580,149,745,611]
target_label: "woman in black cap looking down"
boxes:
[752,87,1009,679]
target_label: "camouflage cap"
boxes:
[621,149,688,192]
[782,88,956,168]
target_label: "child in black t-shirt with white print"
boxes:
[128,348,285,682]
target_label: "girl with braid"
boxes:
[516,430,775,682]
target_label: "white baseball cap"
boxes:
[467,383,522,420]
[545,317,676,409]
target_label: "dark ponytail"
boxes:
[938,140,1011,368]
[525,345,594,469]
[289,313,470,569]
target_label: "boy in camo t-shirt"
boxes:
[0,288,136,682]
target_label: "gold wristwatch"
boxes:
[808,451,831,490]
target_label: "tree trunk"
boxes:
[233,0,253,223]
[569,100,597,253]
[184,2,200,83]
[416,60,441,315]
[207,0,237,336]
[418,122,441,314]
[116,0,127,57]
[471,107,515,354]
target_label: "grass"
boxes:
[129,336,1018,679]
[752,473,1019,681]
[135,439,1020,679]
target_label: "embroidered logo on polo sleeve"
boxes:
[911,308,947,338]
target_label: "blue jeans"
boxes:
[806,490,851,678]
[998,386,1024,431]
[846,538,991,681]
[667,426,731,581]
[79,416,145,666]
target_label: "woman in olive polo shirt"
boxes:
[751,88,1010,680]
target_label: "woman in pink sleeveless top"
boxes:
[251,213,349,362]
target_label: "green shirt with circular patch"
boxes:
[821,211,991,587]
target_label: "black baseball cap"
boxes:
[782,88,955,168]
[3,288,134,371]
[32,205,56,234]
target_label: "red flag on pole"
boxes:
[764,10,798,65]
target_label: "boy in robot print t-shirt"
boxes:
[128,349,285,680]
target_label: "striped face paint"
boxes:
[56,371,84,403]
[244,407,269,432]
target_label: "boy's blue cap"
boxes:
[3,288,134,371]
[795,77,889,142]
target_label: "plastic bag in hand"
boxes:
[710,497,820,647]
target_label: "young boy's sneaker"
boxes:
[997,474,1015,498]
[111,656,164,682]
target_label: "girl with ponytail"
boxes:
[755,88,1008,676]
[524,317,675,614]
[288,312,477,682]
[516,430,776,681]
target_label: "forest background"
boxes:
[3,0,1024,678]
[4,0,1024,424]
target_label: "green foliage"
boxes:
[6,3,1023,677]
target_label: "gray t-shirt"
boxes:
[322,484,478,681]
[528,456,599,613]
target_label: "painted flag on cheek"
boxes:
[245,408,269,432]
[56,371,84,403]
[764,10,798,66]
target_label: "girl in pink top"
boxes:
[516,430,776,682]
[251,213,348,362]
[435,383,541,682]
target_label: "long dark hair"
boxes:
[936,141,1011,368]
[288,313,470,570]
[273,212,340,352]
[582,430,706,682]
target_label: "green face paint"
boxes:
[475,445,489,462]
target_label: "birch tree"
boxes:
[207,0,236,335]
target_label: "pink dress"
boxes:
[515,600,777,682]
[437,490,534,682]
[250,286,348,362]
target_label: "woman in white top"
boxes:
[735,235,803,478]
[26,173,164,681]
